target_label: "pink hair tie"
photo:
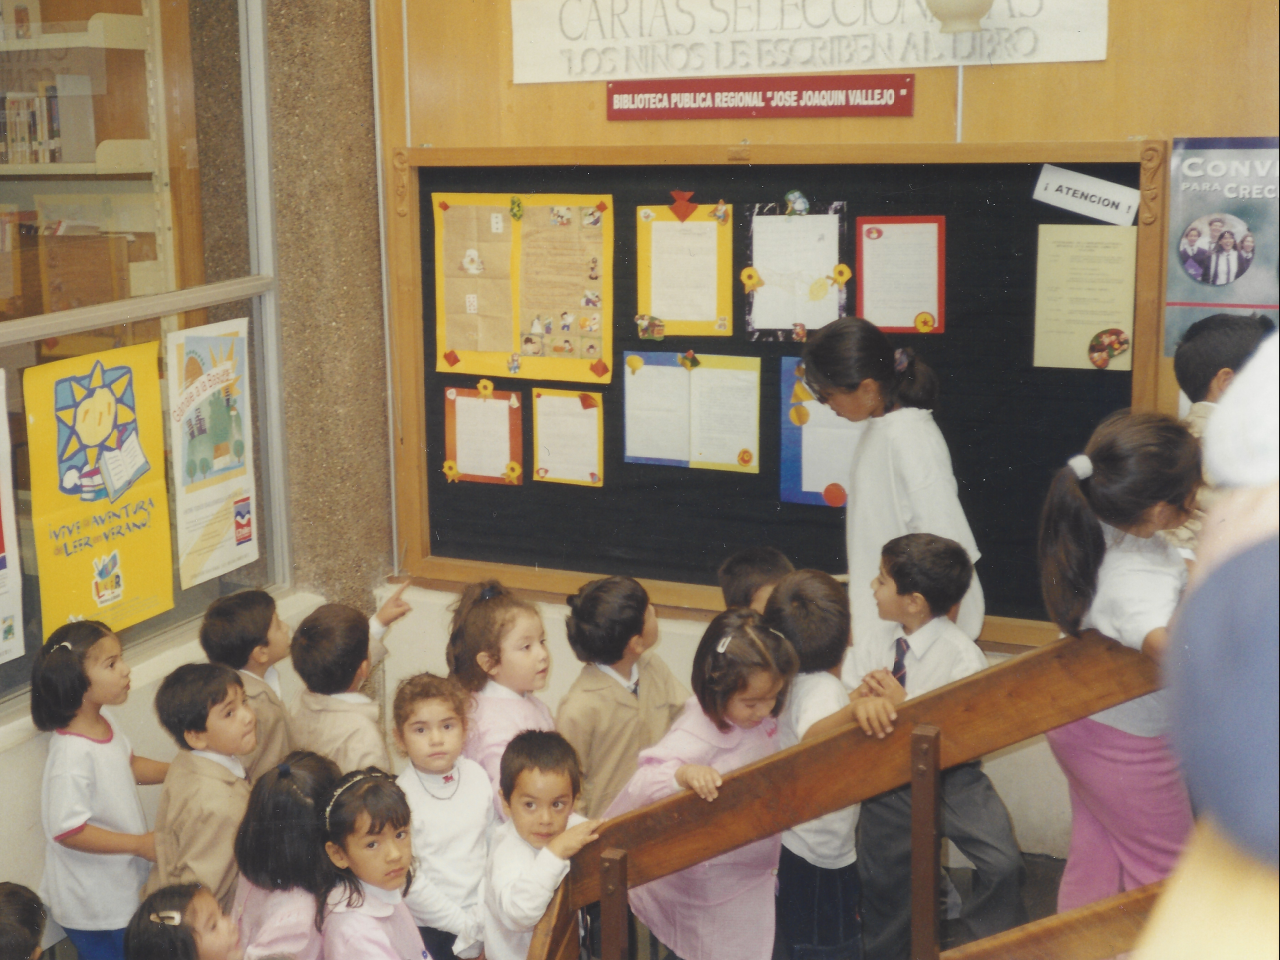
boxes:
[894,349,910,373]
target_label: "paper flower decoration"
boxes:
[832,264,852,288]
[504,462,522,484]
[477,379,494,399]
[737,449,754,466]
[443,460,460,482]
[741,266,763,293]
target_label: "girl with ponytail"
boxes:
[802,317,983,685]
[1037,409,1200,912]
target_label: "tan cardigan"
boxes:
[145,751,251,912]
[238,671,293,782]
[556,651,690,819]
[287,690,390,774]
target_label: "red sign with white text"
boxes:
[607,74,914,121]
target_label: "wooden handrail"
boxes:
[940,882,1163,960]
[528,630,1159,958]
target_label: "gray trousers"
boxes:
[856,762,1028,960]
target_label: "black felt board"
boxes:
[420,162,1138,621]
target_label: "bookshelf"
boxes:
[0,0,190,320]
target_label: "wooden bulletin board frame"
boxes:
[383,141,1172,648]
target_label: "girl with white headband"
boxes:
[1037,409,1201,913]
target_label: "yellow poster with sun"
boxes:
[25,342,174,636]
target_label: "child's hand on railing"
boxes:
[852,696,898,739]
[547,818,603,860]
[676,764,723,800]
[863,669,907,706]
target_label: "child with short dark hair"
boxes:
[447,581,555,806]
[289,604,392,774]
[0,882,45,960]
[484,731,601,960]
[762,570,863,960]
[849,534,1026,960]
[200,590,294,782]
[125,884,243,960]
[1168,312,1275,553]
[393,673,492,960]
[606,609,799,960]
[31,621,168,960]
[717,547,795,611]
[231,750,340,960]
[557,576,689,818]
[318,769,427,959]
[145,663,258,912]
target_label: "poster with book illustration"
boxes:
[167,318,258,588]
[24,342,173,636]
[0,370,23,666]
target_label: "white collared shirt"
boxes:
[848,614,988,700]
[191,749,247,780]
[360,879,403,905]
[239,665,283,699]
[595,661,639,693]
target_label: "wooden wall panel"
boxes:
[401,0,1277,150]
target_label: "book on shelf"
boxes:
[0,74,90,165]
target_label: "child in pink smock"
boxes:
[447,580,555,812]
[319,769,430,960]
[606,609,799,960]
[231,751,340,960]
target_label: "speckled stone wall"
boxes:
[266,0,393,608]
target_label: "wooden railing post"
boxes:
[911,724,942,960]
[601,848,630,960]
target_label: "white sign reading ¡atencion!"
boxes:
[511,0,1108,85]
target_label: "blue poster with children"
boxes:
[1165,138,1279,356]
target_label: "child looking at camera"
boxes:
[32,621,169,960]
[447,581,555,805]
[557,576,689,818]
[125,885,243,960]
[0,882,46,960]
[231,751,340,960]
[762,570,863,960]
[484,731,601,960]
[606,609,799,960]
[145,663,259,912]
[393,674,492,960]
[319,770,427,959]
[849,534,1026,960]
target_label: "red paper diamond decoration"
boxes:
[590,359,609,378]
[596,201,608,212]
[669,191,697,222]
[443,350,460,366]
[439,201,450,210]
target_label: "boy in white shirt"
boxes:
[484,731,601,960]
[847,534,1027,960]
[762,569,863,960]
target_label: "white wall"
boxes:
[0,585,1070,947]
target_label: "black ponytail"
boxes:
[1038,410,1200,635]
[30,620,113,731]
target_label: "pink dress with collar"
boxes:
[604,697,782,960]
[463,681,555,816]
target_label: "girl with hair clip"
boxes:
[124,884,242,960]
[230,751,340,960]
[802,316,985,685]
[447,580,555,809]
[605,609,799,960]
[318,769,428,959]
[32,621,169,960]
[1038,410,1200,911]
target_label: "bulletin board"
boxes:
[392,143,1167,629]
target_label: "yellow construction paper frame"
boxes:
[635,203,733,336]
[688,354,760,473]
[433,192,614,383]
[532,388,605,487]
